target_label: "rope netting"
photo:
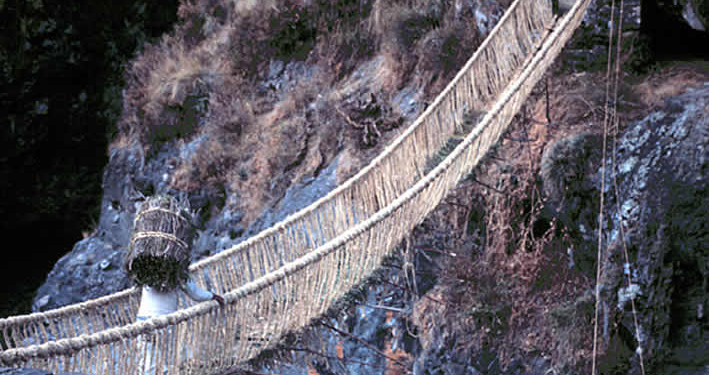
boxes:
[1,0,550,351]
[0,0,593,372]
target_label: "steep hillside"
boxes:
[114,0,495,227]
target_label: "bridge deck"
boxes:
[0,0,593,373]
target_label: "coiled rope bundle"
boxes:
[124,195,195,292]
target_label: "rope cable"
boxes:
[610,1,646,373]
[592,0,618,372]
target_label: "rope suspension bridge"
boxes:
[0,0,593,372]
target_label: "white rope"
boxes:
[131,231,189,250]
[609,1,646,373]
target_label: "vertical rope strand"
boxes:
[592,0,617,372]
[609,0,646,372]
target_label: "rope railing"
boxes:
[187,0,552,289]
[0,0,594,372]
[0,0,551,350]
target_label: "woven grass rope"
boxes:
[0,0,594,372]
[125,195,194,292]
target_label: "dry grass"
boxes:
[113,0,492,225]
[371,0,484,94]
[408,56,709,374]
[307,0,376,81]
[413,15,482,96]
[409,66,615,373]
[142,44,222,117]
[118,35,231,147]
[429,127,597,373]
[633,61,709,109]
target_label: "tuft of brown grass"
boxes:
[371,0,484,95]
[305,0,376,82]
[409,67,621,373]
[633,61,709,109]
[414,8,483,96]
[170,74,253,191]
[142,45,218,115]
[115,0,491,231]
[119,35,230,148]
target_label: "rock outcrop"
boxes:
[405,82,709,375]
[654,0,709,31]
[597,83,709,374]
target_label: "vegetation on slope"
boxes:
[115,0,487,223]
[411,58,709,374]
[114,1,709,373]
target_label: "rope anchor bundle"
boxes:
[124,195,195,292]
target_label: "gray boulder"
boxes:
[32,237,130,312]
[31,145,148,312]
[597,83,709,374]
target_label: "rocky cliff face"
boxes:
[399,77,709,375]
[598,84,709,374]
[29,0,503,312]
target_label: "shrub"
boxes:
[268,3,318,60]
[307,0,376,80]
[172,85,255,190]
[388,6,440,54]
[413,6,482,95]
[539,132,603,207]
[119,36,229,150]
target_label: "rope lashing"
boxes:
[133,207,191,227]
[131,231,189,250]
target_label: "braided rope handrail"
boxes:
[188,0,550,272]
[0,0,593,372]
[0,0,550,347]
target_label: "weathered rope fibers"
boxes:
[0,0,585,374]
